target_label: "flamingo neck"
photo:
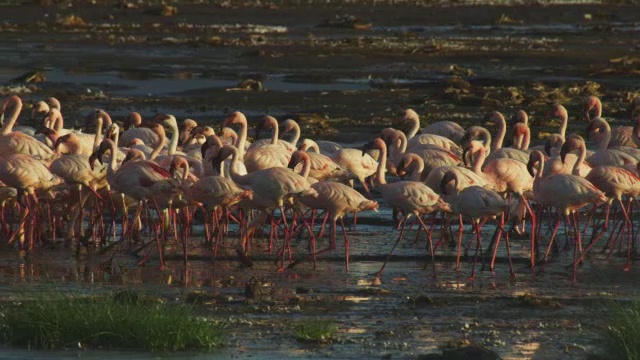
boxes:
[409,155,424,181]
[290,121,301,147]
[299,155,311,179]
[228,146,245,183]
[1,98,21,135]
[397,131,408,153]
[521,127,531,150]
[237,120,247,159]
[573,142,587,176]
[406,114,419,139]
[270,121,279,145]
[473,147,486,174]
[167,122,179,155]
[374,143,388,185]
[492,112,506,151]
[594,98,603,118]
[149,129,166,160]
[559,107,568,138]
[94,116,103,151]
[107,140,119,174]
[598,120,612,151]
[52,113,63,132]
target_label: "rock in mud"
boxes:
[442,345,502,360]
[245,276,272,301]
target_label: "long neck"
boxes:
[573,142,587,176]
[149,129,166,160]
[473,147,486,174]
[52,113,63,132]
[406,115,419,139]
[107,140,119,173]
[228,146,245,183]
[299,156,311,179]
[493,113,506,151]
[599,120,612,150]
[374,144,388,185]
[270,122,279,145]
[521,127,531,150]
[409,155,424,181]
[237,121,247,159]
[535,157,544,181]
[1,99,21,135]
[559,107,568,138]
[397,131,408,153]
[93,116,103,151]
[594,98,602,118]
[167,122,179,155]
[290,122,301,146]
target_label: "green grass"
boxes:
[601,301,640,360]
[294,319,337,344]
[0,290,224,351]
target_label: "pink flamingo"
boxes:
[527,150,607,282]
[363,138,449,274]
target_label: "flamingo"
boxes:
[179,119,199,146]
[250,115,296,153]
[583,95,638,148]
[173,155,253,259]
[560,134,640,271]
[440,170,513,279]
[0,95,56,161]
[223,111,290,172]
[119,112,169,148]
[527,150,607,282]
[363,138,450,274]
[586,117,640,164]
[212,144,318,268]
[381,128,462,178]
[290,148,348,182]
[398,108,465,144]
[0,153,62,248]
[287,169,379,270]
[461,112,530,164]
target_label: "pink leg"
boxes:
[377,219,407,276]
[340,218,351,271]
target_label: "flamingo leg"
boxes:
[416,215,435,271]
[470,220,482,280]
[543,214,562,264]
[377,218,407,276]
[339,218,351,271]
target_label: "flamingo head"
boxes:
[439,171,457,196]
[362,137,385,157]
[510,110,528,126]
[526,150,544,177]
[222,111,246,128]
[280,119,297,133]
[582,95,600,122]
[124,112,142,130]
[287,150,308,170]
[545,104,566,122]
[211,145,235,173]
[54,133,73,155]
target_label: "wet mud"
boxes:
[1,1,640,359]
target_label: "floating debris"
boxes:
[320,14,372,30]
[10,70,45,84]
[56,14,87,27]
[227,79,264,92]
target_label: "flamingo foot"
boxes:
[624,262,632,272]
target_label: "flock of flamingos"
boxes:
[1,94,639,282]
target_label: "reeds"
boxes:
[601,301,640,360]
[294,319,337,344]
[0,290,224,351]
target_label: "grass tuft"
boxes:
[601,300,640,360]
[294,319,337,344]
[0,290,224,351]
